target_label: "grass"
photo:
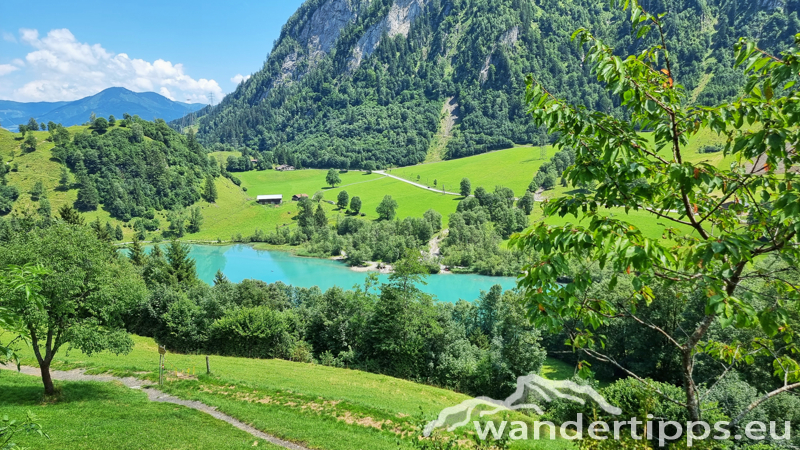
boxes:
[0,124,734,250]
[0,127,140,241]
[529,203,697,241]
[6,334,574,450]
[395,145,556,196]
[234,169,461,225]
[0,370,280,449]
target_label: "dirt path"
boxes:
[375,170,461,196]
[0,365,312,450]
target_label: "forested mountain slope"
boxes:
[194,0,798,169]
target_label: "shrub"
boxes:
[208,307,290,359]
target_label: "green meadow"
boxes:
[0,124,730,246]
[393,144,555,196]
[6,334,574,450]
[0,370,279,449]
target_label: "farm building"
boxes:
[292,194,309,201]
[257,195,283,205]
[276,165,296,171]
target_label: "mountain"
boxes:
[0,87,206,131]
[193,0,798,169]
[0,100,70,131]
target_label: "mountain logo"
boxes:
[423,374,622,437]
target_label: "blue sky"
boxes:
[0,0,306,104]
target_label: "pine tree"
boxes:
[187,207,203,233]
[37,196,51,217]
[104,222,115,241]
[128,236,146,266]
[133,220,147,240]
[213,269,229,286]
[203,176,218,203]
[30,181,44,201]
[167,209,186,238]
[91,217,111,241]
[57,166,70,191]
[115,224,123,241]
[58,205,84,226]
[314,204,328,228]
[165,239,196,284]
[75,177,99,211]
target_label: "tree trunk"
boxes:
[681,348,701,423]
[40,360,55,395]
[29,326,57,395]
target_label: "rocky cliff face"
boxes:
[298,0,364,57]
[256,0,428,99]
[350,0,427,69]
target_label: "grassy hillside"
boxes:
[394,128,734,198]
[1,125,731,247]
[0,127,140,241]
[7,334,573,450]
[0,371,279,449]
[395,144,556,196]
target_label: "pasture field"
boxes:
[394,127,734,199]
[7,334,574,450]
[1,124,732,246]
[189,166,464,241]
[0,370,279,449]
[394,144,555,196]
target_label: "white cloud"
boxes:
[231,73,251,84]
[7,28,223,104]
[2,31,16,43]
[0,64,19,76]
[159,87,175,100]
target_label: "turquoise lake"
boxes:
[184,245,518,302]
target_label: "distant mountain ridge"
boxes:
[0,87,206,131]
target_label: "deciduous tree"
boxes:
[326,168,341,187]
[512,6,800,426]
[460,178,472,197]
[349,196,362,214]
[376,195,398,221]
[0,224,147,394]
[337,190,349,210]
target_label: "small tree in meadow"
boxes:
[30,181,44,201]
[57,166,70,191]
[337,190,349,210]
[460,178,472,197]
[376,195,398,221]
[326,168,341,187]
[203,176,218,203]
[349,196,362,214]
[92,117,109,133]
[23,133,37,153]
